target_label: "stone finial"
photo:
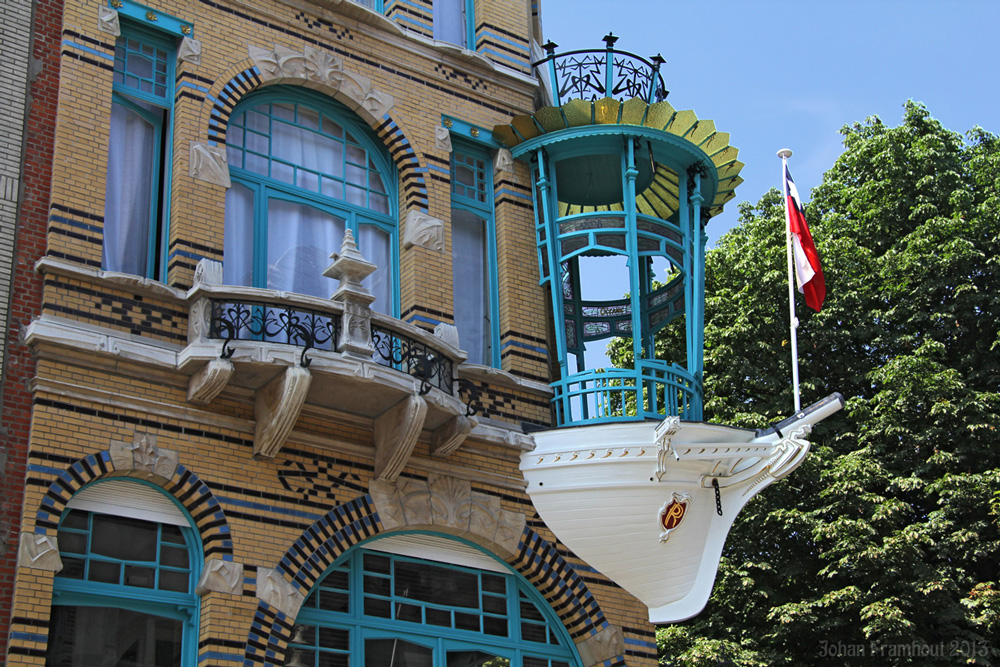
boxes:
[325,230,377,358]
[433,323,460,349]
[193,258,224,286]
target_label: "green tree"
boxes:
[612,103,1000,665]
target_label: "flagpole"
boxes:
[777,148,802,413]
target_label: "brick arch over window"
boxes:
[204,62,429,214]
[33,448,235,561]
[243,484,624,667]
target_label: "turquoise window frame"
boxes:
[291,534,582,667]
[226,88,399,315]
[105,20,176,281]
[450,141,500,367]
[49,478,202,667]
[432,0,475,48]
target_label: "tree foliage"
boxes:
[613,103,1000,665]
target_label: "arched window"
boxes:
[224,89,397,315]
[45,480,200,667]
[288,535,580,667]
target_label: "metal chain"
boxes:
[712,478,723,516]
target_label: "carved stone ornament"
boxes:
[303,44,344,87]
[109,432,179,479]
[187,358,234,405]
[402,210,444,252]
[575,624,625,667]
[189,142,231,188]
[254,366,312,459]
[193,258,224,286]
[431,414,476,457]
[432,322,459,349]
[370,475,526,557]
[18,532,63,572]
[189,298,213,344]
[98,5,121,36]
[494,148,514,173]
[177,37,202,66]
[657,492,691,543]
[249,44,307,81]
[435,125,452,152]
[196,558,244,596]
[256,567,305,618]
[374,394,427,481]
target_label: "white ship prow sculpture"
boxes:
[521,393,844,623]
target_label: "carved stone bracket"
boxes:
[189,141,231,188]
[575,624,625,667]
[256,567,305,618]
[254,366,312,459]
[187,358,234,405]
[432,322,459,349]
[18,532,63,572]
[97,5,120,36]
[196,558,244,596]
[435,125,452,152]
[373,394,427,481]
[402,210,444,252]
[248,43,393,123]
[369,474,526,557]
[431,414,476,457]
[494,148,514,173]
[109,432,179,479]
[178,37,202,66]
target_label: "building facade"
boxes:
[1,0,673,665]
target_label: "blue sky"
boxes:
[541,0,1000,245]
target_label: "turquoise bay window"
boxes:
[103,23,175,279]
[288,537,580,667]
[46,480,200,667]
[225,90,398,315]
[451,144,499,366]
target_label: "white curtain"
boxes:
[267,199,344,298]
[451,208,489,364]
[103,101,157,275]
[223,183,255,286]
[433,0,467,45]
[359,225,391,314]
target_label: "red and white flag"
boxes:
[783,165,825,311]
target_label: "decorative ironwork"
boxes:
[533,34,667,106]
[456,378,483,417]
[371,324,453,396]
[209,300,339,367]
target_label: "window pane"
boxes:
[451,208,490,364]
[394,559,479,609]
[447,651,509,667]
[46,606,183,667]
[266,200,343,297]
[91,514,158,561]
[103,101,156,276]
[359,225,391,315]
[87,560,121,585]
[124,564,156,588]
[365,639,432,667]
[224,183,256,287]
[433,0,467,45]
[159,569,189,593]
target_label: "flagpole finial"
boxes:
[777,148,793,159]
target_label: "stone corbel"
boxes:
[97,5,120,36]
[178,37,202,66]
[189,142,231,188]
[402,210,444,252]
[435,125,452,152]
[494,148,514,173]
[256,567,305,618]
[373,394,427,480]
[253,366,312,459]
[575,624,625,667]
[18,533,63,572]
[195,558,244,596]
[431,414,476,457]
[109,432,179,479]
[187,358,234,405]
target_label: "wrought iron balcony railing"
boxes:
[533,33,667,107]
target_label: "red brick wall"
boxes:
[0,0,62,657]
